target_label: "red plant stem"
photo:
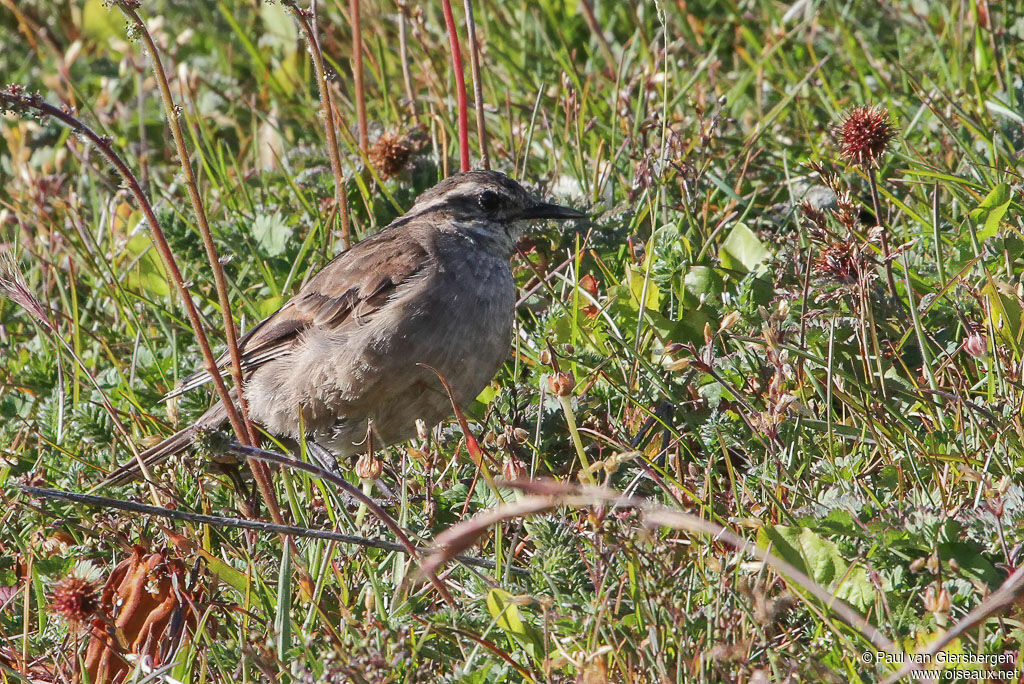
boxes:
[866,167,899,301]
[351,0,368,150]
[441,0,471,172]
[116,7,301,539]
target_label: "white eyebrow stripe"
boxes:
[406,194,452,216]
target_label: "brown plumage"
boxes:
[101,171,583,486]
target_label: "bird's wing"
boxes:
[168,227,430,397]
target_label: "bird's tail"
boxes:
[96,402,229,488]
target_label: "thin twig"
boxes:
[396,3,418,122]
[423,480,899,657]
[866,167,899,301]
[117,4,255,449]
[230,444,456,606]
[350,0,368,151]
[119,5,293,533]
[21,486,520,575]
[284,0,352,248]
[0,89,232,502]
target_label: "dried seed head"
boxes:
[579,273,599,297]
[547,371,575,397]
[719,311,741,332]
[355,453,383,481]
[502,457,527,481]
[799,200,828,231]
[836,105,896,168]
[923,583,951,615]
[964,332,986,358]
[368,131,420,179]
[812,241,860,285]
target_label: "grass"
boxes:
[2,0,1023,681]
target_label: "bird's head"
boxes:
[406,170,584,255]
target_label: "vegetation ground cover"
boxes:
[2,1,1023,681]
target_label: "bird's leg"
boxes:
[629,401,676,458]
[218,463,260,519]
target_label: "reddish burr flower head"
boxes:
[49,563,102,630]
[835,105,896,167]
[368,130,421,179]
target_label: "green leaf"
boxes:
[260,2,299,50]
[125,234,171,298]
[971,183,1011,242]
[719,222,770,272]
[81,0,125,43]
[757,525,877,612]
[275,540,291,656]
[251,211,293,257]
[257,295,285,319]
[981,279,1024,347]
[681,265,724,308]
[625,264,660,311]
[487,588,527,634]
[937,542,1002,588]
[486,588,543,662]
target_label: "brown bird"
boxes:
[102,170,584,485]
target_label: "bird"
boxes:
[101,170,584,486]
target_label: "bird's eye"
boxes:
[477,190,501,212]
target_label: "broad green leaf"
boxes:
[125,234,171,298]
[982,279,1024,347]
[260,2,299,50]
[251,211,293,257]
[487,588,527,635]
[758,525,877,611]
[719,222,770,272]
[486,588,543,662]
[261,2,300,95]
[474,383,498,406]
[681,265,724,308]
[625,264,660,311]
[81,0,124,43]
[937,542,1002,587]
[971,183,1011,242]
[257,294,284,319]
[683,265,723,297]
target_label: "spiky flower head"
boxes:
[49,562,103,630]
[368,131,420,179]
[836,105,896,167]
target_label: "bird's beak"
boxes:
[517,202,586,221]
